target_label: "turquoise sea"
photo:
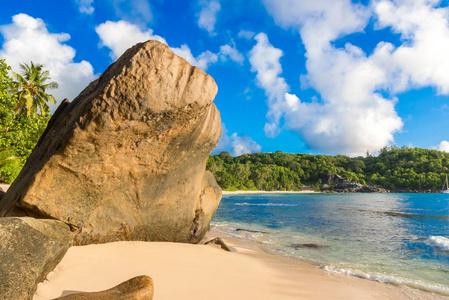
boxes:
[211,193,449,295]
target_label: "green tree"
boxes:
[0,148,18,167]
[10,61,58,118]
[207,147,449,191]
[0,60,54,183]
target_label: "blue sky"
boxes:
[1,0,449,156]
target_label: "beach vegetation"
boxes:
[10,61,58,118]
[0,59,54,183]
[207,147,449,191]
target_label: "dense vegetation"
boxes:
[207,147,449,191]
[0,59,54,183]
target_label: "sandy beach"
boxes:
[33,228,447,300]
[0,183,10,192]
[222,190,316,195]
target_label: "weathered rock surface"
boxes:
[55,275,154,300]
[204,237,231,251]
[0,40,222,245]
[0,217,72,300]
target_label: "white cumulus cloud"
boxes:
[219,44,244,64]
[259,0,449,155]
[438,140,449,152]
[374,0,449,94]
[263,0,369,49]
[75,0,94,14]
[0,14,97,109]
[171,45,218,70]
[213,123,262,156]
[96,20,166,59]
[197,0,221,35]
[96,20,220,70]
[249,33,289,138]
[238,30,255,40]
[230,133,262,156]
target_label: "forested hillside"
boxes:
[206,147,449,191]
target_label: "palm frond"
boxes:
[10,61,59,117]
[0,148,19,167]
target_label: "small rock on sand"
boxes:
[204,237,231,251]
[55,275,154,300]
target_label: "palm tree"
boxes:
[0,148,18,167]
[10,61,58,118]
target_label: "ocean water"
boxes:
[211,193,449,295]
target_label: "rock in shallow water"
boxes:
[235,228,267,234]
[0,217,72,300]
[55,275,154,300]
[291,243,326,249]
[0,40,222,245]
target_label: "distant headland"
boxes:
[207,147,449,193]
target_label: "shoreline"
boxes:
[2,184,444,195]
[33,227,448,300]
[222,190,317,195]
[222,189,444,194]
[208,226,449,299]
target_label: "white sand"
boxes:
[33,230,447,300]
[0,183,10,191]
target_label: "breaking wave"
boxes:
[430,236,449,251]
[322,265,449,295]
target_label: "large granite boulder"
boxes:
[0,217,72,300]
[55,275,154,300]
[0,40,222,245]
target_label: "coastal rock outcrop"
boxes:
[0,40,222,245]
[0,217,72,300]
[56,275,154,300]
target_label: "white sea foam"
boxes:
[321,265,449,295]
[235,202,297,207]
[321,266,400,284]
[430,236,449,250]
